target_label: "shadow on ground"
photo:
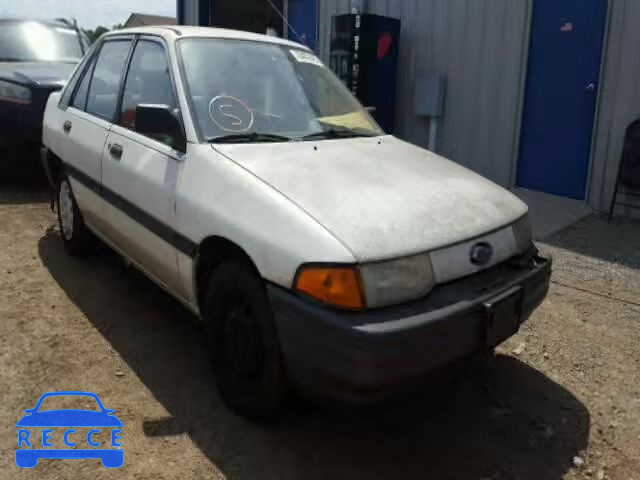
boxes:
[0,180,49,205]
[543,214,640,270]
[39,229,590,480]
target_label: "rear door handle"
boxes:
[63,121,72,133]
[109,143,123,160]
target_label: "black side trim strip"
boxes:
[64,162,197,257]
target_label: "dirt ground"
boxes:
[0,183,638,480]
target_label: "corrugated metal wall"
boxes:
[180,0,638,214]
[590,0,640,213]
[318,0,531,187]
[178,0,201,25]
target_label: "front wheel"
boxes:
[57,174,91,256]
[203,259,287,421]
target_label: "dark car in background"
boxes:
[0,19,87,178]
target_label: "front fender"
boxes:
[176,145,356,292]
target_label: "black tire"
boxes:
[203,259,286,420]
[56,173,91,256]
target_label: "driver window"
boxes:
[119,39,177,141]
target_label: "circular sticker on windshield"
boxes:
[208,95,255,133]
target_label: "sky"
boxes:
[0,0,176,29]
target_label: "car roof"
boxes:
[104,25,311,51]
[0,18,77,28]
[38,391,98,397]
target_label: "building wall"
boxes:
[125,18,143,28]
[178,0,640,214]
[318,0,532,187]
[178,0,201,25]
[590,0,640,213]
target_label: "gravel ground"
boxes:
[0,184,638,480]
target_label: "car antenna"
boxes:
[265,0,306,47]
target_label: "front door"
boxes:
[516,0,608,200]
[101,38,184,296]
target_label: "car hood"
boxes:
[16,410,123,428]
[0,61,76,88]
[214,136,528,262]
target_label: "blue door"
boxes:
[288,0,318,51]
[517,0,608,200]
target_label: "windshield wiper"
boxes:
[0,57,24,62]
[208,132,294,144]
[300,128,378,141]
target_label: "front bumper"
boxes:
[0,87,54,173]
[269,250,551,403]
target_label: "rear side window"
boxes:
[86,40,131,121]
[59,43,98,108]
[119,40,177,134]
[71,57,96,111]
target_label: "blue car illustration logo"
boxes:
[16,391,123,468]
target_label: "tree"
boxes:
[83,26,109,44]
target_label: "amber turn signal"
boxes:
[295,266,365,310]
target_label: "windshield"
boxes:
[178,38,384,142]
[0,21,85,62]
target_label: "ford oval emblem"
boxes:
[470,242,493,266]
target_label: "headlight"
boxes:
[295,254,435,310]
[358,254,435,308]
[0,80,32,104]
[512,215,533,253]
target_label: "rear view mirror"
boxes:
[135,104,186,152]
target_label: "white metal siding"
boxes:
[180,0,200,25]
[318,0,531,188]
[184,0,637,215]
[590,0,640,214]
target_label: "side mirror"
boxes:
[135,104,186,152]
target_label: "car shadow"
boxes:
[38,229,590,480]
[543,214,640,271]
[0,179,49,205]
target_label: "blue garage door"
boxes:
[517,0,608,200]
[288,0,318,51]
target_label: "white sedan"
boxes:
[41,26,551,420]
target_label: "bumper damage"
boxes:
[269,249,551,403]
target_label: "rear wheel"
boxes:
[57,174,91,256]
[203,259,287,420]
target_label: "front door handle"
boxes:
[63,121,72,133]
[109,143,123,160]
[586,82,597,93]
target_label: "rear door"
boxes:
[59,38,133,230]
[101,37,185,296]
